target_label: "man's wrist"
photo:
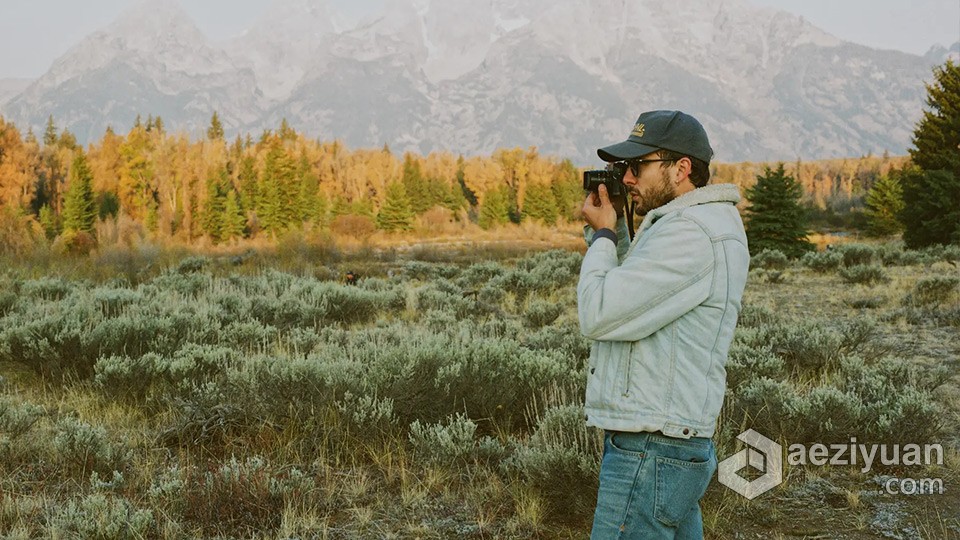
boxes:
[592,228,617,245]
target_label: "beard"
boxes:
[632,169,677,217]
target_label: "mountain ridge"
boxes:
[1,0,953,164]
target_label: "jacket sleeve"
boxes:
[577,216,714,342]
[583,216,631,260]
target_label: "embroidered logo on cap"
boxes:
[631,123,645,138]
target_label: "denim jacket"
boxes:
[578,184,749,438]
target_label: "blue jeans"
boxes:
[590,431,717,540]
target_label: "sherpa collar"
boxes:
[625,183,741,257]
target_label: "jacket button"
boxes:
[683,428,690,436]
[584,414,589,421]
[590,368,595,374]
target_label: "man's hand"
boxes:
[581,184,618,232]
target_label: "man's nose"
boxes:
[622,171,637,186]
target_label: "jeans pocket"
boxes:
[653,454,715,527]
[608,432,647,458]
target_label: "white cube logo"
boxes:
[717,429,783,499]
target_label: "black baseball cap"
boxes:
[597,110,713,164]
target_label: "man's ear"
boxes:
[675,157,692,185]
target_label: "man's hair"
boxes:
[658,150,710,188]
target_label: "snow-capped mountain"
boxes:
[3,0,261,143]
[1,0,949,163]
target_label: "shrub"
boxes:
[52,417,129,477]
[334,392,397,434]
[180,456,285,535]
[792,386,866,443]
[838,357,944,445]
[839,265,887,285]
[837,244,877,266]
[506,405,601,519]
[905,276,960,306]
[725,377,803,440]
[736,305,779,328]
[523,299,563,328]
[174,256,208,274]
[736,321,843,375]
[725,343,785,388]
[94,353,164,403]
[401,260,458,281]
[751,249,789,270]
[21,277,75,301]
[457,261,506,288]
[408,413,477,467]
[54,230,98,256]
[0,398,44,439]
[800,250,843,273]
[47,494,153,539]
[330,214,376,239]
[522,321,591,369]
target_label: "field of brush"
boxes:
[0,240,958,539]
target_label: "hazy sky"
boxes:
[0,0,957,79]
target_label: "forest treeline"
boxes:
[0,113,909,253]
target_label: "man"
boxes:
[578,110,749,539]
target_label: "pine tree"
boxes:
[551,159,583,221]
[478,186,510,230]
[377,181,414,232]
[201,169,229,241]
[238,155,258,213]
[220,189,246,241]
[864,173,905,237]
[279,118,297,142]
[522,181,559,224]
[207,111,225,141]
[902,59,960,247]
[901,168,960,247]
[43,115,57,147]
[745,164,814,257]
[39,204,59,239]
[256,144,297,233]
[402,154,430,214]
[62,152,97,234]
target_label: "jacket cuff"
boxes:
[592,228,617,245]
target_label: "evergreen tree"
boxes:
[522,181,559,224]
[551,159,583,221]
[62,152,97,234]
[220,189,246,241]
[377,181,414,232]
[350,198,376,218]
[279,118,297,142]
[201,169,229,241]
[478,186,510,230]
[43,115,57,147]
[402,154,430,214]
[256,144,297,233]
[744,164,814,257]
[238,155,258,213]
[901,168,960,247]
[38,204,59,239]
[864,173,905,237]
[902,59,960,247]
[207,111,225,141]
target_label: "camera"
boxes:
[582,162,628,197]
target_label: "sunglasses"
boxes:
[623,157,674,177]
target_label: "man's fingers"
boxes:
[597,184,611,206]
